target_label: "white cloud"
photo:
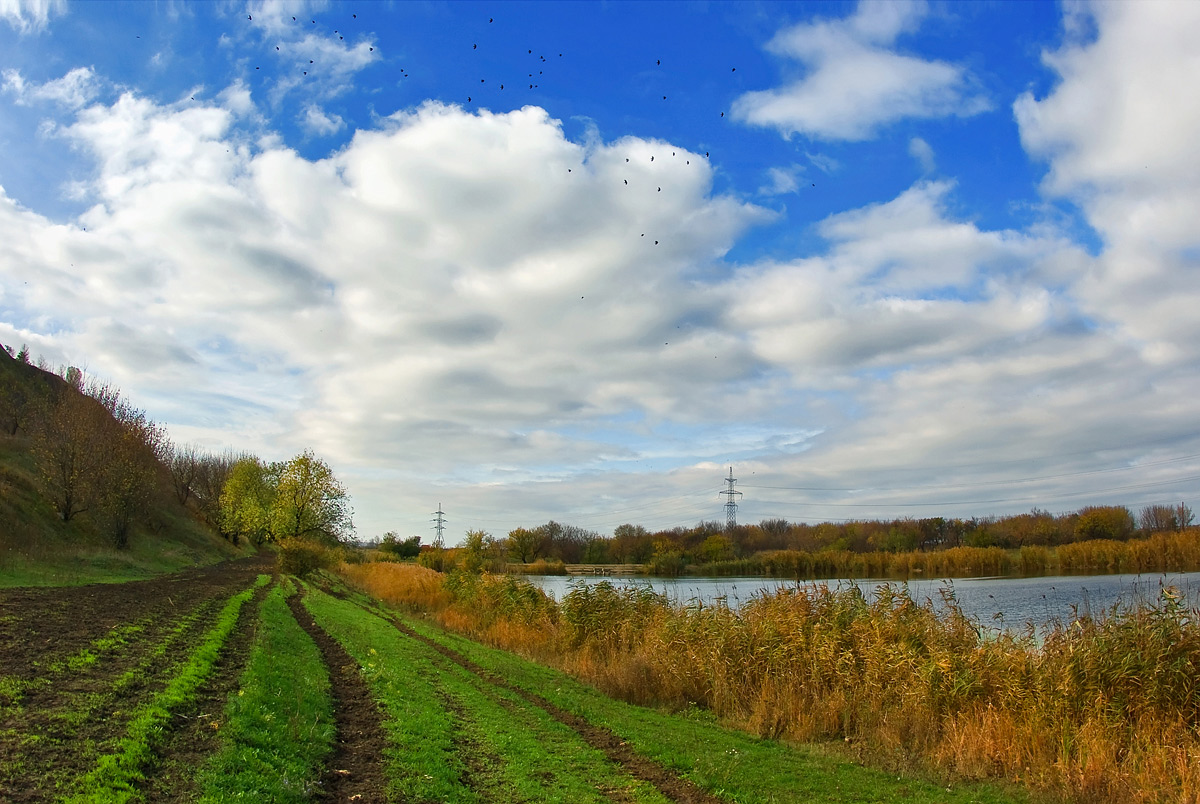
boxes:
[0,94,771,534]
[732,0,989,141]
[0,0,64,33]
[2,66,99,108]
[728,180,1087,378]
[908,136,935,174]
[300,102,344,136]
[1015,0,1200,362]
[759,164,803,196]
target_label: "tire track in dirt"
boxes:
[373,607,724,804]
[288,591,391,803]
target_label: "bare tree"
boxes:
[168,442,203,506]
[1140,504,1179,534]
[32,389,107,522]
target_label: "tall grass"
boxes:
[339,562,1200,803]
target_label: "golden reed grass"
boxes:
[339,561,1200,803]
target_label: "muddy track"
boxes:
[288,591,391,803]
[139,580,272,803]
[370,605,724,804]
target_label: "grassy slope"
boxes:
[0,418,248,589]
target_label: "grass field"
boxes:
[0,558,1039,803]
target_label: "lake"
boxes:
[523,570,1200,632]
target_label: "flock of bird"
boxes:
[230,8,748,345]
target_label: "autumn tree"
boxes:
[219,456,279,546]
[507,527,544,563]
[1075,505,1135,542]
[168,442,203,506]
[271,451,352,546]
[193,449,239,535]
[31,385,108,522]
[92,385,169,548]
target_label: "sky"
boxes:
[2,0,1200,545]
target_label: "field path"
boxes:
[379,610,723,804]
[287,591,391,803]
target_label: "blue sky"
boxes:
[3,0,1199,542]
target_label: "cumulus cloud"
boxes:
[1015,0,1200,362]
[0,93,771,526]
[0,0,64,33]
[732,0,989,141]
[728,180,1087,378]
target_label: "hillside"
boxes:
[0,345,249,586]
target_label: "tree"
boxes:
[93,387,168,548]
[507,527,543,563]
[271,451,353,546]
[219,456,278,546]
[1177,502,1195,530]
[168,442,203,506]
[463,529,501,573]
[193,449,239,535]
[1075,505,1135,542]
[380,532,421,559]
[32,387,108,522]
[1140,504,1179,534]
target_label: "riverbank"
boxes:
[342,560,1200,804]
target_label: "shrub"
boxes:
[276,538,336,578]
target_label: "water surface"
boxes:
[523,571,1200,632]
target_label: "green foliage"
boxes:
[379,531,421,559]
[272,451,353,545]
[219,457,279,546]
[277,538,338,578]
[506,526,543,563]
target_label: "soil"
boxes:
[0,553,272,802]
[287,592,392,803]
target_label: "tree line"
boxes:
[1,344,352,550]
[425,502,1195,575]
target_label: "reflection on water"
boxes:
[523,571,1200,632]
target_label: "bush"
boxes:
[276,538,336,578]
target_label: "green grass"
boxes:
[301,585,473,803]
[194,579,336,803]
[304,583,669,802]
[395,609,1034,804]
[61,574,270,804]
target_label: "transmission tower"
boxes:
[431,504,447,549]
[720,467,742,531]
